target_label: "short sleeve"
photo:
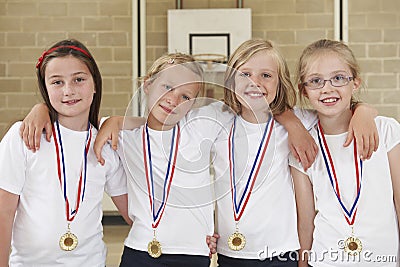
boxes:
[103,144,127,197]
[185,100,234,141]
[288,153,307,175]
[293,108,318,131]
[0,122,27,194]
[377,116,400,152]
[99,116,110,127]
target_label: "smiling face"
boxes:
[45,55,95,130]
[233,50,278,123]
[144,63,202,130]
[302,51,361,119]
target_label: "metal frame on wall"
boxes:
[189,33,231,61]
[132,0,146,116]
[334,0,348,42]
[176,0,244,9]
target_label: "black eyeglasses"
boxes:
[303,75,354,90]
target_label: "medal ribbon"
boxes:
[53,121,92,222]
[142,123,180,229]
[229,116,274,222]
[316,121,363,225]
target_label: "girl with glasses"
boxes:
[291,39,400,267]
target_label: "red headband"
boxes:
[36,45,91,69]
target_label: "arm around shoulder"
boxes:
[94,116,145,165]
[275,109,318,170]
[19,103,51,152]
[346,103,379,160]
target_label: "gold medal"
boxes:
[228,231,246,251]
[344,236,362,255]
[228,118,274,252]
[148,238,162,258]
[317,125,364,257]
[59,231,78,251]
[53,123,91,253]
[143,125,180,259]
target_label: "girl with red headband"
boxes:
[0,39,131,266]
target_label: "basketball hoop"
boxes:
[192,53,227,70]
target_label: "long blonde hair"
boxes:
[224,39,296,115]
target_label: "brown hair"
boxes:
[223,39,296,115]
[36,39,102,129]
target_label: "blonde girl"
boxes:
[114,53,223,267]
[213,38,316,267]
[291,39,400,267]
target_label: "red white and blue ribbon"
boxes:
[316,121,363,226]
[142,123,180,229]
[229,116,274,222]
[53,121,92,222]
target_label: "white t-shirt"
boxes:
[0,122,127,267]
[118,102,233,256]
[290,116,400,267]
[214,109,317,259]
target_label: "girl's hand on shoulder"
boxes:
[94,116,124,165]
[206,233,220,258]
[274,109,318,171]
[344,104,379,160]
[19,103,51,152]
[288,126,318,171]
